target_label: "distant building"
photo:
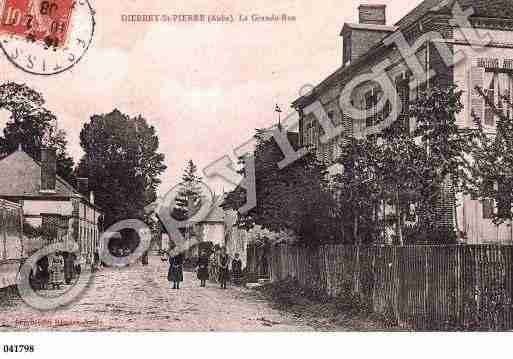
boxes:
[194,199,226,248]
[154,196,227,256]
[292,0,513,244]
[0,147,103,266]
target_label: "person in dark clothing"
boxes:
[231,253,243,285]
[196,250,209,287]
[37,256,49,290]
[93,250,100,271]
[218,248,229,289]
[142,251,149,266]
[167,252,184,289]
[64,253,74,284]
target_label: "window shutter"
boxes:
[341,109,353,143]
[497,177,512,219]
[482,199,494,219]
[484,73,496,127]
[470,65,485,124]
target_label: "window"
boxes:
[471,59,513,127]
[477,58,500,69]
[364,87,383,129]
[303,120,315,147]
[499,72,513,119]
[484,73,495,127]
[365,90,374,128]
[497,177,512,219]
[396,74,411,133]
[482,199,494,219]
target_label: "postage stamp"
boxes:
[0,0,74,47]
[0,0,95,75]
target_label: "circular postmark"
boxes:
[0,0,95,75]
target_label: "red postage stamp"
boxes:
[0,0,75,48]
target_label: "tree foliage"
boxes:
[0,82,75,183]
[77,109,167,228]
[173,160,203,221]
[225,86,485,246]
[332,86,473,245]
[470,86,513,224]
[223,129,343,247]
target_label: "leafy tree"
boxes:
[0,82,75,183]
[333,136,383,245]
[470,86,513,224]
[333,86,473,245]
[223,129,343,247]
[77,109,167,230]
[334,126,426,245]
[409,85,476,242]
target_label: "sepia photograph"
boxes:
[0,0,512,356]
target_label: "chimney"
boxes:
[40,148,57,193]
[77,177,89,197]
[341,4,393,66]
[358,4,386,25]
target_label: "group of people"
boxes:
[31,253,79,290]
[166,247,243,290]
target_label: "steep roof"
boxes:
[342,22,397,34]
[200,196,225,223]
[0,149,77,197]
[395,0,513,29]
[293,0,513,109]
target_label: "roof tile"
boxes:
[0,150,76,197]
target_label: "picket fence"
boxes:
[248,244,513,330]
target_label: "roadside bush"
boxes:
[404,224,457,245]
[333,281,371,316]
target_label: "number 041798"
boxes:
[3,345,35,353]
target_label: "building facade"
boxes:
[0,148,103,266]
[292,0,513,243]
[0,199,23,289]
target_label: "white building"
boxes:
[0,148,103,266]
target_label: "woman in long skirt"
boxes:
[36,257,49,290]
[49,254,64,289]
[231,253,243,285]
[64,253,74,284]
[168,252,184,289]
[196,250,209,287]
[141,251,149,266]
[218,248,229,289]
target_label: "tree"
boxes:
[0,82,75,183]
[470,85,513,224]
[223,129,343,247]
[333,86,473,245]
[333,136,383,245]
[409,85,477,242]
[173,160,203,221]
[77,109,167,231]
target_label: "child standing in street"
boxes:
[196,250,209,287]
[218,248,229,289]
[49,254,64,290]
[168,251,184,290]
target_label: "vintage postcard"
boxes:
[0,0,512,355]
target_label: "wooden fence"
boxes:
[247,243,513,330]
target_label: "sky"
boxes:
[0,0,425,195]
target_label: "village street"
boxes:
[0,257,312,332]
